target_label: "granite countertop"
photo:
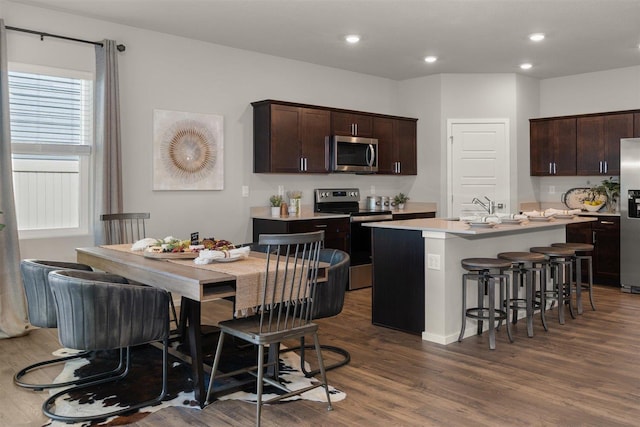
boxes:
[363,215,596,236]
[251,202,438,221]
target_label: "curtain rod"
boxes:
[6,26,126,52]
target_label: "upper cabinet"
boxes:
[530,118,577,176]
[331,112,373,137]
[253,101,330,173]
[576,113,633,176]
[530,109,640,177]
[374,117,417,175]
[253,100,417,175]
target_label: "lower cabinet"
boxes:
[566,216,620,286]
[371,227,425,334]
[391,211,435,221]
[252,217,349,253]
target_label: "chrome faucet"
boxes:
[472,196,496,215]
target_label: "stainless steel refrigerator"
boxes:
[620,138,640,293]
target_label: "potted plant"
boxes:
[287,190,302,215]
[393,193,409,210]
[269,195,282,216]
[595,177,620,213]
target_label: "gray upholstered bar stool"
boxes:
[497,252,548,337]
[551,242,595,314]
[458,258,513,350]
[530,246,576,325]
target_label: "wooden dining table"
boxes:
[76,244,327,407]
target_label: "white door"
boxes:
[447,119,510,217]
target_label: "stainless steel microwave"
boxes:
[329,135,378,173]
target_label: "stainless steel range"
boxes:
[314,188,393,290]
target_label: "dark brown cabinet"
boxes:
[566,216,620,286]
[375,117,418,175]
[576,113,633,176]
[331,112,373,137]
[530,118,577,176]
[252,217,349,253]
[391,211,435,220]
[635,113,640,137]
[253,101,330,173]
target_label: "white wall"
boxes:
[3,1,414,260]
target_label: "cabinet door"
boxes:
[635,113,640,137]
[332,112,373,137]
[603,113,633,176]
[373,117,395,173]
[288,218,350,252]
[394,119,417,175]
[552,118,577,175]
[530,120,552,175]
[592,218,620,286]
[577,116,605,175]
[270,104,303,173]
[300,108,330,173]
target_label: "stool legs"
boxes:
[575,254,596,313]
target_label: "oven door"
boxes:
[349,214,392,290]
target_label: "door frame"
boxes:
[446,118,510,217]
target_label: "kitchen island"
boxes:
[365,216,596,344]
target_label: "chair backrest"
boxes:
[48,270,170,351]
[257,231,324,333]
[313,249,350,319]
[100,212,150,244]
[20,260,94,328]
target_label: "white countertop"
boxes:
[364,215,596,236]
[251,201,437,221]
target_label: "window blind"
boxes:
[8,71,92,145]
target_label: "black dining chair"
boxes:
[43,269,171,423]
[206,231,332,426]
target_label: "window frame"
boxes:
[9,62,94,240]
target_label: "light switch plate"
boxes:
[242,185,249,197]
[427,254,441,270]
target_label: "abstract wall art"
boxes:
[153,109,224,190]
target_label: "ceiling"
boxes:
[9,0,640,80]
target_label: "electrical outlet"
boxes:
[370,185,376,195]
[549,185,556,194]
[242,185,249,197]
[278,185,284,196]
[427,254,441,270]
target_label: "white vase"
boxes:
[271,206,280,217]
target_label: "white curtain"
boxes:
[0,19,29,339]
[94,40,123,245]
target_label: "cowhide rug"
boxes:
[44,341,345,426]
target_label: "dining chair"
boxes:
[206,231,332,426]
[14,260,128,390]
[43,269,171,423]
[101,212,179,330]
[100,212,150,245]
[282,248,351,377]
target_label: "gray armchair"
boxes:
[43,270,171,423]
[14,259,127,391]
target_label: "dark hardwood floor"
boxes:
[2,285,640,426]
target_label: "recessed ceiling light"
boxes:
[520,63,533,70]
[424,56,438,63]
[345,34,360,44]
[529,33,545,42]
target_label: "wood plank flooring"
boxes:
[2,285,640,426]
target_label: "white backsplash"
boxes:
[536,175,619,207]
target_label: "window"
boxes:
[9,64,93,238]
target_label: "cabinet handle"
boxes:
[314,224,328,228]
[592,231,597,244]
[300,157,304,171]
[599,161,603,174]
[305,157,308,171]
[549,162,553,174]
[600,221,615,225]
[604,161,608,173]
[397,161,401,174]
[553,162,557,174]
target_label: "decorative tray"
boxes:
[143,250,199,259]
[563,187,607,209]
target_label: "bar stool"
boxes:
[551,242,595,314]
[497,252,548,337]
[458,258,513,350]
[530,246,576,325]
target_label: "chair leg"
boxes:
[205,331,226,404]
[575,257,584,315]
[458,274,468,342]
[312,333,333,411]
[587,256,596,310]
[256,344,265,427]
[488,277,496,350]
[42,342,168,423]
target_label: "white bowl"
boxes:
[583,203,604,212]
